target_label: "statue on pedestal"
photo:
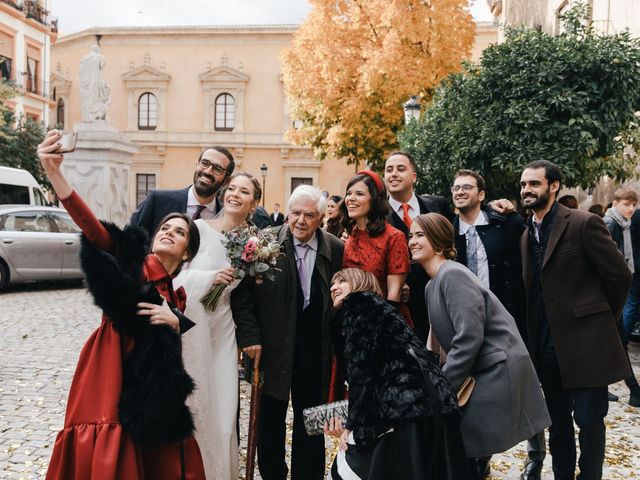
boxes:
[79,45,111,121]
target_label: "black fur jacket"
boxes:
[80,222,195,448]
[336,291,460,449]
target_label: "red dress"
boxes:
[343,223,412,325]
[46,191,205,480]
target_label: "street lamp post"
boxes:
[260,163,268,208]
[403,95,421,124]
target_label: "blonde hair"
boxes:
[412,213,457,260]
[331,268,383,296]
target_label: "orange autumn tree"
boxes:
[282,0,475,170]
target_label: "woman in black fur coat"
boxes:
[325,268,471,480]
[38,130,207,480]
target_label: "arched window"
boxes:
[215,93,235,131]
[56,98,65,128]
[138,92,157,130]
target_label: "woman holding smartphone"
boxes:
[38,130,206,480]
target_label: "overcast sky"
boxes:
[51,0,494,35]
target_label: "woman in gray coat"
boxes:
[408,213,550,479]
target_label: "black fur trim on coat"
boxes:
[80,222,195,447]
[338,291,460,449]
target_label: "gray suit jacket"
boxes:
[426,260,550,457]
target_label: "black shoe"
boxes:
[475,458,491,480]
[630,391,640,408]
[608,391,619,402]
[520,460,543,480]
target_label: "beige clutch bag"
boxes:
[457,376,476,407]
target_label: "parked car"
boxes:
[0,205,83,289]
[0,166,49,206]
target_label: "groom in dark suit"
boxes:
[130,146,235,234]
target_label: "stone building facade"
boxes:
[0,0,57,124]
[51,23,497,216]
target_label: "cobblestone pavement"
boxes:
[1,284,639,479]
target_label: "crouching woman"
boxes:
[325,268,470,480]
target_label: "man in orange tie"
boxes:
[384,151,453,342]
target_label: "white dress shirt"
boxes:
[186,186,217,219]
[458,211,490,288]
[389,194,421,220]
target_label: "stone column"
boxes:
[61,121,138,226]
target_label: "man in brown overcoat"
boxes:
[519,160,631,480]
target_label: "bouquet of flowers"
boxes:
[200,224,283,311]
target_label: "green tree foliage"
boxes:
[399,4,640,200]
[0,82,50,191]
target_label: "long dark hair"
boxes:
[152,213,200,262]
[340,173,390,237]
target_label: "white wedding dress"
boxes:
[174,219,239,480]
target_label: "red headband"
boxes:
[357,170,384,195]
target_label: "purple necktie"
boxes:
[295,243,310,309]
[192,205,206,220]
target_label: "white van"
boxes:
[0,166,49,206]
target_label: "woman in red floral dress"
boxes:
[38,130,206,480]
[329,170,412,402]
[340,170,412,324]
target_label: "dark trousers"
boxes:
[539,355,608,480]
[256,391,325,480]
[257,350,324,479]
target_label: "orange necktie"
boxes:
[401,204,412,228]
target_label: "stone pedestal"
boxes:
[61,121,138,226]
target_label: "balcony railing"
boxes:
[0,0,57,31]
[1,68,52,100]
[0,0,23,10]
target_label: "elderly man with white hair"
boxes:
[231,185,344,480]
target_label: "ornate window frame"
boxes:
[199,63,249,133]
[122,59,170,132]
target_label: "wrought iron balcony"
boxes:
[1,0,57,31]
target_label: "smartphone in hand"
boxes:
[57,131,78,153]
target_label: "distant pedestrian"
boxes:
[520,160,631,480]
[603,187,640,407]
[271,202,285,226]
[589,203,605,217]
[558,194,578,209]
[324,195,344,238]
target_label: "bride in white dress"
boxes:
[174,172,262,480]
